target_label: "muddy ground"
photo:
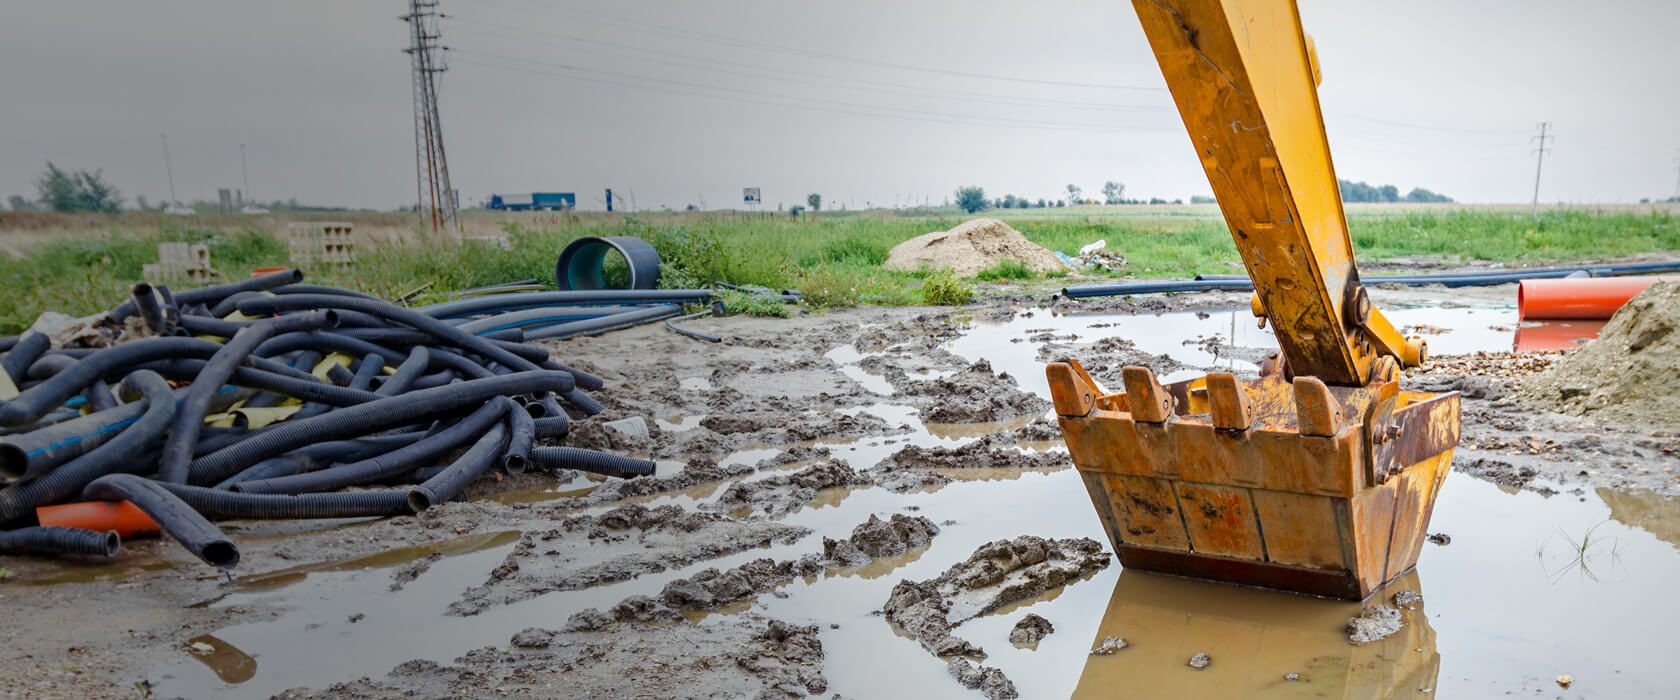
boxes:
[0,283,1675,698]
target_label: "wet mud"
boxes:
[3,285,1679,698]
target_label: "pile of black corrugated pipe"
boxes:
[0,268,661,571]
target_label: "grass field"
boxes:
[1,207,1677,334]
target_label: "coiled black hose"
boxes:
[0,526,120,557]
[0,337,315,427]
[377,347,429,396]
[132,283,168,334]
[187,370,574,484]
[113,268,301,322]
[503,406,534,474]
[0,371,176,522]
[528,447,655,479]
[409,410,511,511]
[82,473,240,569]
[1,333,50,388]
[534,414,568,439]
[235,398,510,494]
[540,360,604,392]
[147,481,412,520]
[425,347,495,380]
[158,312,339,484]
[24,353,78,381]
[237,294,544,375]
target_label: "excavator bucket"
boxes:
[1048,359,1458,600]
[1048,0,1463,600]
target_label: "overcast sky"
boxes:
[4,0,1676,211]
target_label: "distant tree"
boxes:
[1055,200,1066,208]
[1190,195,1216,204]
[807,193,821,211]
[954,186,987,214]
[34,162,122,213]
[1035,198,1047,208]
[1378,184,1399,203]
[1404,187,1454,203]
[7,195,40,211]
[789,204,805,217]
[1065,184,1083,205]
[1102,181,1126,204]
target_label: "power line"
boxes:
[403,0,459,237]
[1530,121,1552,216]
[451,51,1174,133]
[479,0,1163,91]
[447,18,1172,113]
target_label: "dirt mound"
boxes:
[883,218,1065,277]
[1517,282,1680,426]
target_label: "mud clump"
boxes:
[1039,336,1186,387]
[876,437,1068,472]
[898,359,1051,424]
[1008,613,1055,646]
[537,458,755,511]
[1346,605,1404,644]
[1392,590,1423,610]
[883,218,1065,277]
[448,504,809,616]
[706,461,870,518]
[883,536,1110,664]
[1518,282,1680,427]
[1187,652,1212,670]
[946,657,1019,700]
[829,513,940,564]
[282,614,826,698]
[1090,636,1128,655]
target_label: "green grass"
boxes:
[0,208,1675,333]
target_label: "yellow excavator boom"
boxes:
[1046,0,1460,600]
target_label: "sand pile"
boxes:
[883,218,1066,277]
[1517,281,1680,427]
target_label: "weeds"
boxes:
[718,290,791,318]
[974,259,1035,281]
[919,269,974,305]
[1536,520,1627,584]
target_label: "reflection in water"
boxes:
[1597,487,1680,550]
[236,531,521,592]
[1074,570,1437,699]
[922,414,1043,440]
[184,634,257,684]
[1513,320,1604,353]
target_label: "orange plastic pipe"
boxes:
[1512,320,1605,353]
[37,500,161,538]
[1518,276,1678,320]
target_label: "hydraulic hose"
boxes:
[187,370,574,484]
[0,337,317,427]
[158,312,338,484]
[0,371,176,522]
[131,283,167,334]
[0,526,120,557]
[146,481,412,520]
[503,406,534,474]
[113,268,301,322]
[1,333,50,388]
[540,360,603,392]
[454,306,641,336]
[561,387,604,416]
[377,347,430,396]
[408,410,511,511]
[81,473,239,569]
[417,290,714,319]
[522,305,683,341]
[528,447,655,479]
[237,294,544,376]
[234,398,510,494]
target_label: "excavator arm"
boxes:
[1045,0,1459,600]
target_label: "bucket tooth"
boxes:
[1204,372,1252,430]
[1292,376,1343,437]
[1121,366,1173,423]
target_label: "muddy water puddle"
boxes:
[150,302,1680,697]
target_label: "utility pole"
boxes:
[160,133,178,205]
[1672,148,1679,202]
[402,0,459,238]
[1530,122,1551,217]
[240,143,252,205]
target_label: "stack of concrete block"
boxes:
[287,222,356,266]
[141,242,215,283]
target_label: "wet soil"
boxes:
[1,282,1678,698]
